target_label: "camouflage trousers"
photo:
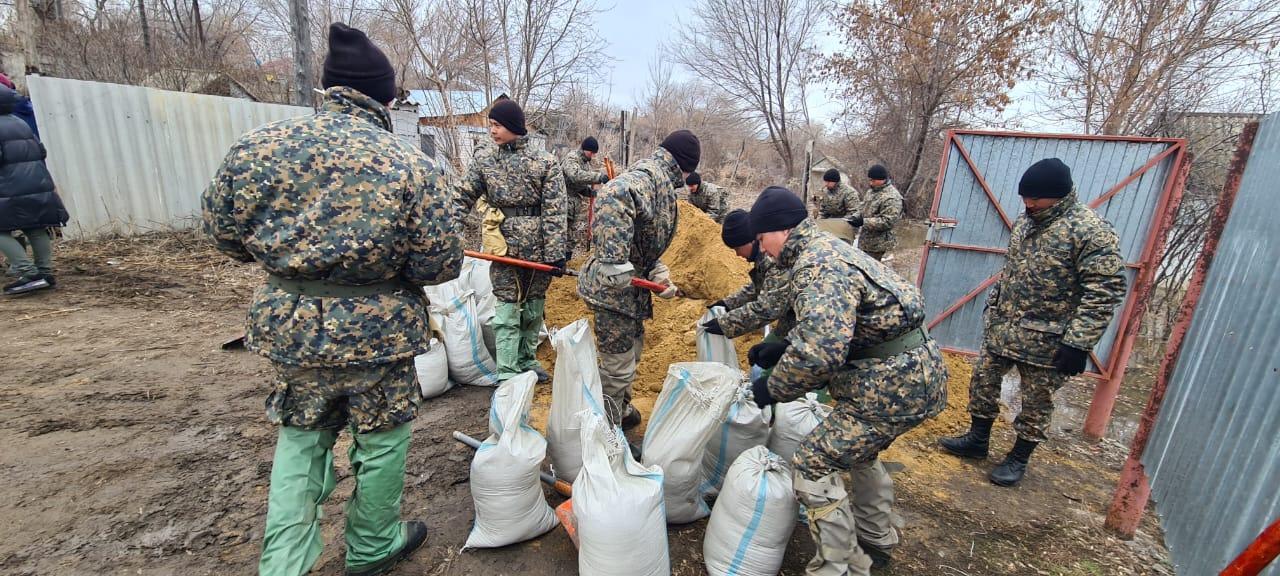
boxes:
[592,307,645,422]
[490,263,553,303]
[967,347,1067,442]
[567,193,590,252]
[267,359,418,434]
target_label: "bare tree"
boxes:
[669,0,822,178]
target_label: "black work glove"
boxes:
[847,214,864,227]
[750,375,776,409]
[707,299,727,310]
[702,318,724,336]
[1052,345,1089,376]
[748,340,790,369]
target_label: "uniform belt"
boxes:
[846,326,928,361]
[499,205,542,218]
[266,274,408,298]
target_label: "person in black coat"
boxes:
[0,85,67,295]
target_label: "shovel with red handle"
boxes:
[463,250,683,297]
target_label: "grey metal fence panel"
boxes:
[1143,114,1280,576]
[28,76,311,237]
[920,131,1180,374]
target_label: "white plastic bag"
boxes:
[465,373,559,548]
[768,393,832,464]
[700,382,772,498]
[413,338,452,399]
[642,362,740,523]
[575,410,670,576]
[426,286,500,387]
[697,306,741,371]
[704,446,798,576]
[547,319,606,483]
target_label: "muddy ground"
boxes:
[0,220,1172,575]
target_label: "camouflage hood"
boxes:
[320,86,393,133]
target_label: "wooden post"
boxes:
[288,0,316,108]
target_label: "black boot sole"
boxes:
[938,439,989,460]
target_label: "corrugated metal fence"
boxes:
[1143,114,1280,575]
[28,76,311,237]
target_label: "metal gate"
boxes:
[918,130,1188,436]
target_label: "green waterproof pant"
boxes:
[259,423,411,575]
[494,302,523,381]
[519,299,546,371]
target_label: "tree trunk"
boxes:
[139,0,153,56]
[192,0,205,52]
[288,0,315,107]
[902,111,933,201]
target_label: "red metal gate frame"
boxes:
[917,129,1189,439]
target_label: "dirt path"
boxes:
[0,230,1171,575]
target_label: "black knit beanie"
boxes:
[685,171,702,187]
[750,186,808,234]
[322,23,396,105]
[868,164,889,180]
[1019,158,1073,198]
[488,99,527,136]
[823,169,841,183]
[721,209,754,248]
[660,130,701,172]
[581,136,599,153]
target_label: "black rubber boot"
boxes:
[858,538,893,569]
[989,438,1038,487]
[346,520,429,576]
[938,416,994,459]
[620,407,642,431]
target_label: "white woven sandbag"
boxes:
[460,256,496,323]
[697,306,740,371]
[700,382,771,498]
[704,446,798,576]
[426,287,500,387]
[413,338,452,399]
[465,373,559,548]
[642,362,740,523]
[768,392,831,464]
[547,319,606,483]
[575,410,670,576]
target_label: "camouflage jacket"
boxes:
[984,192,1126,368]
[202,87,462,368]
[562,149,607,199]
[717,255,793,339]
[578,148,682,319]
[816,182,861,219]
[766,219,946,423]
[689,181,729,223]
[858,183,903,253]
[457,136,568,263]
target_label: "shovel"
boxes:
[463,250,685,298]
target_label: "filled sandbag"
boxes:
[465,373,559,548]
[547,319,606,483]
[426,286,500,387]
[459,256,496,323]
[700,382,771,498]
[413,338,452,399]
[642,362,740,523]
[697,306,740,371]
[575,410,670,576]
[704,446,798,576]
[768,392,831,464]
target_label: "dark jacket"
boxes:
[13,96,38,140]
[0,86,66,232]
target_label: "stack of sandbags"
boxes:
[424,281,499,387]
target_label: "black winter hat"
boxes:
[685,171,702,187]
[488,99,527,136]
[322,23,396,105]
[823,169,841,183]
[660,130,701,172]
[581,136,599,153]
[1019,158,1073,198]
[750,186,808,234]
[721,209,754,248]
[868,164,889,180]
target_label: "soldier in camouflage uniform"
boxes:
[578,130,699,429]
[851,164,903,261]
[202,24,458,576]
[685,171,729,223]
[746,186,946,575]
[701,209,792,340]
[816,168,861,219]
[561,136,609,252]
[455,98,568,383]
[941,158,1126,486]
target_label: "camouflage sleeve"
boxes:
[200,153,254,263]
[541,157,570,263]
[402,162,464,285]
[714,187,729,223]
[766,262,860,402]
[719,266,792,339]
[453,156,486,215]
[843,190,862,219]
[563,155,606,192]
[720,281,758,311]
[862,194,902,233]
[590,178,635,265]
[1062,226,1127,350]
